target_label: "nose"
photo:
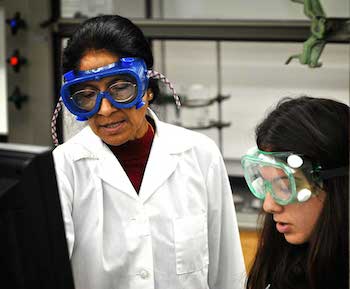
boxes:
[97,98,118,116]
[263,192,283,214]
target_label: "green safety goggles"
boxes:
[241,147,348,206]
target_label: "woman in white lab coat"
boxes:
[53,15,245,289]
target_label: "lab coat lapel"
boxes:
[71,127,137,198]
[139,129,179,203]
[95,145,137,200]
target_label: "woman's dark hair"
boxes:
[62,14,159,102]
[246,96,349,289]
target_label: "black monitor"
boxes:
[0,143,75,289]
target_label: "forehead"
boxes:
[79,50,119,71]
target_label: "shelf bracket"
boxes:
[286,0,350,68]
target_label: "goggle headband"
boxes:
[251,149,348,183]
[60,57,149,120]
[247,148,323,183]
[247,148,320,172]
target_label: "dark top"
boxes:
[108,122,155,193]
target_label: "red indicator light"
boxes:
[7,50,26,72]
[10,56,19,66]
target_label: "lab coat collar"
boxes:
[69,128,136,197]
[146,109,193,154]
[136,109,179,202]
[69,108,193,160]
[67,109,193,201]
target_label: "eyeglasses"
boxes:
[70,81,137,111]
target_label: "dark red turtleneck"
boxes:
[108,122,155,193]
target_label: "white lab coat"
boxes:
[53,109,246,289]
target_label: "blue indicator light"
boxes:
[10,19,17,28]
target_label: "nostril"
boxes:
[98,98,117,116]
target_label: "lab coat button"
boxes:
[139,269,149,279]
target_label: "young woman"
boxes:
[52,15,246,289]
[242,96,349,289]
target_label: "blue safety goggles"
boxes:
[60,57,149,121]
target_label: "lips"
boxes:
[100,120,125,128]
[275,221,291,234]
[98,119,126,135]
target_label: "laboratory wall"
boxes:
[149,0,350,161]
[152,41,349,161]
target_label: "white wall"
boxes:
[0,7,8,135]
[221,42,349,159]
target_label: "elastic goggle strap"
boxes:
[147,70,181,110]
[318,166,349,179]
[51,97,63,147]
[51,70,181,146]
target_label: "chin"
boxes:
[103,138,128,146]
[98,130,132,146]
[284,234,307,245]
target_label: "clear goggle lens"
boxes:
[70,81,137,111]
[244,160,295,205]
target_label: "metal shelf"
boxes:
[54,18,350,42]
[183,121,231,131]
[182,95,231,108]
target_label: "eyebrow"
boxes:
[271,175,303,183]
[271,176,288,183]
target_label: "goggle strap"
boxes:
[51,97,63,147]
[135,99,145,110]
[147,70,181,110]
[318,166,349,180]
